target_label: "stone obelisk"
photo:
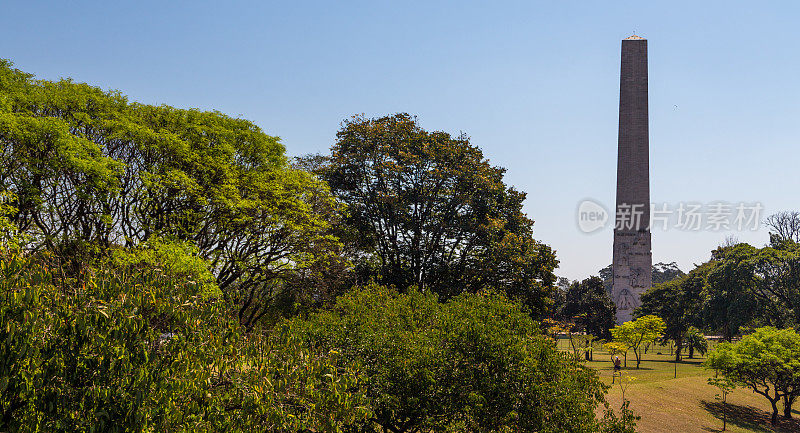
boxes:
[612,35,652,324]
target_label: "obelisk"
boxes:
[612,35,652,324]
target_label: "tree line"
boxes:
[0,60,636,432]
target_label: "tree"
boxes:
[707,376,736,431]
[297,284,630,433]
[700,244,761,341]
[637,263,709,361]
[0,244,370,431]
[742,246,800,328]
[705,327,800,426]
[611,315,666,369]
[652,262,686,285]
[561,276,616,340]
[764,211,800,244]
[684,326,708,359]
[0,59,346,329]
[315,113,557,315]
[637,278,688,361]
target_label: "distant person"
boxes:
[613,356,622,372]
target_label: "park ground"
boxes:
[556,339,800,433]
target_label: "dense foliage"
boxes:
[0,245,370,432]
[312,114,558,316]
[706,327,800,426]
[0,59,345,329]
[0,245,637,432]
[0,61,641,432]
[559,276,616,340]
[639,233,800,343]
[294,284,634,433]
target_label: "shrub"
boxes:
[293,284,630,432]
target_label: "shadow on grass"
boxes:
[700,400,800,432]
[647,358,705,365]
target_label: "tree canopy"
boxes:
[560,276,616,340]
[296,284,633,433]
[313,113,557,315]
[706,327,800,426]
[611,315,666,369]
[0,59,345,329]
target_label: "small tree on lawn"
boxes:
[684,326,708,359]
[605,341,630,368]
[707,376,735,431]
[611,315,666,369]
[705,326,800,426]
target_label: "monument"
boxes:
[612,35,652,324]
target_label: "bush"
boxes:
[0,247,368,432]
[0,247,632,432]
[292,284,631,432]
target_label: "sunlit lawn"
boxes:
[557,338,800,433]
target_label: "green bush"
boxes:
[1,247,631,432]
[292,284,631,432]
[0,247,369,432]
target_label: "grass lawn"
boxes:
[557,339,800,432]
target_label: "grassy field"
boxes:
[556,339,800,433]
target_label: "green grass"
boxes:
[557,339,800,432]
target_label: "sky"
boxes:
[2,1,799,280]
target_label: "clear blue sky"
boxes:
[3,1,798,280]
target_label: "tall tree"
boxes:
[0,59,346,329]
[742,245,800,328]
[700,244,761,341]
[637,262,710,361]
[651,262,685,285]
[316,113,557,315]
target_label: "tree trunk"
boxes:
[722,403,727,431]
[783,394,795,418]
[688,345,694,359]
[674,339,683,362]
[771,400,779,426]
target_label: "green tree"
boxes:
[561,276,616,340]
[296,284,632,433]
[0,244,369,431]
[314,113,557,315]
[707,376,736,431]
[706,327,800,426]
[700,244,761,341]
[637,278,688,361]
[611,315,666,369]
[637,263,710,361]
[652,261,686,285]
[683,326,708,359]
[0,59,346,329]
[742,245,800,328]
